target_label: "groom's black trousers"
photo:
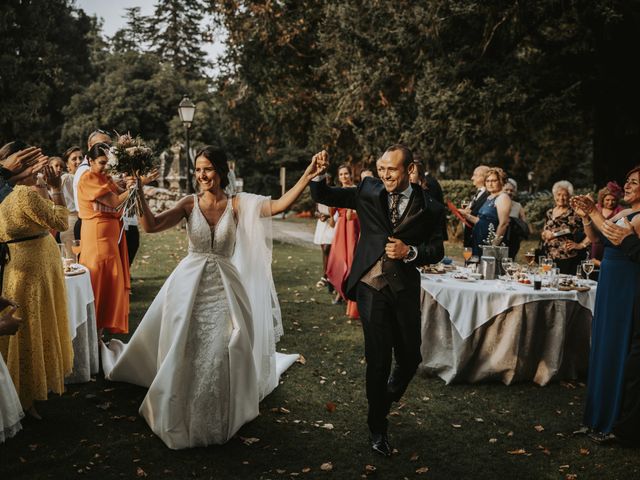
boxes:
[356,281,422,434]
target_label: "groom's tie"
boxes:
[361,192,402,290]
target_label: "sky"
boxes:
[76,0,225,63]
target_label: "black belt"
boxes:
[0,231,49,295]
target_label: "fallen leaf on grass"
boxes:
[320,462,333,471]
[325,402,336,413]
[507,449,527,455]
[416,466,429,474]
[271,407,291,414]
[136,467,147,477]
[321,423,334,430]
[565,475,578,480]
[239,436,260,446]
[537,445,551,456]
[579,448,590,456]
[451,424,462,428]
[302,467,311,473]
[276,469,286,474]
[410,452,419,462]
[364,464,376,474]
[534,425,545,432]
[489,438,498,443]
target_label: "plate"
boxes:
[452,276,476,282]
[64,267,86,277]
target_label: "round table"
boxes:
[419,272,597,386]
[64,266,98,384]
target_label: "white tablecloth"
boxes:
[64,267,98,384]
[419,273,596,386]
[421,273,597,339]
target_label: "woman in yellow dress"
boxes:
[0,162,73,418]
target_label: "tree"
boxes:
[0,0,96,151]
[147,0,211,80]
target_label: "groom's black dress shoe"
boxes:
[370,432,392,457]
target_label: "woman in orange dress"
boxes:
[77,143,131,336]
[326,165,360,319]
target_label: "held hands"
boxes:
[306,150,329,180]
[601,218,634,246]
[385,237,409,260]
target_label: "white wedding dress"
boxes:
[0,352,23,443]
[101,193,298,449]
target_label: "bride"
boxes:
[101,146,323,449]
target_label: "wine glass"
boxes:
[582,259,595,280]
[71,240,81,265]
[541,257,553,274]
[506,262,520,290]
[463,247,472,266]
[501,257,513,277]
[524,251,536,268]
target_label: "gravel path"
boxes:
[271,218,315,247]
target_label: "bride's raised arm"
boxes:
[137,183,193,233]
[265,151,328,217]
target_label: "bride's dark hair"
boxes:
[195,146,230,188]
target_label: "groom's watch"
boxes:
[403,246,418,263]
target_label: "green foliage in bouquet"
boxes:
[108,134,157,177]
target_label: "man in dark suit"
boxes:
[601,218,640,446]
[310,145,444,456]
[463,165,490,247]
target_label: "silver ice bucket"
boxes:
[482,245,509,275]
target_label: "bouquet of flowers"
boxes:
[107,133,155,177]
[107,133,157,241]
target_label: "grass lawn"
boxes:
[1,228,638,479]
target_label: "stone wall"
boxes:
[143,186,184,214]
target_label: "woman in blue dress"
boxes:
[573,166,640,441]
[462,167,512,257]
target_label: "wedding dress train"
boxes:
[101,193,298,449]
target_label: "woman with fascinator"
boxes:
[590,181,623,266]
[101,146,325,449]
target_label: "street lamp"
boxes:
[178,96,196,193]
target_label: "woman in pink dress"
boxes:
[326,165,360,319]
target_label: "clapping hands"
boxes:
[601,218,635,246]
[570,195,596,218]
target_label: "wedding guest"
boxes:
[0,297,23,443]
[73,130,112,239]
[310,146,445,457]
[48,156,66,175]
[540,180,589,274]
[60,146,83,254]
[0,164,73,419]
[360,168,374,179]
[101,145,311,449]
[503,178,531,258]
[326,165,360,319]
[599,215,640,445]
[313,199,336,292]
[463,165,489,247]
[461,167,511,257]
[77,143,132,336]
[591,182,623,265]
[572,167,640,442]
[410,159,448,240]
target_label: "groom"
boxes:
[310,145,444,456]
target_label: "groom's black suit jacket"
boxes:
[310,177,445,301]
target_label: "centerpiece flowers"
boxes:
[106,133,157,241]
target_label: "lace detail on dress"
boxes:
[183,194,236,444]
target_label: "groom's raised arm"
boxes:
[309,177,357,210]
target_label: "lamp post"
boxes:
[178,96,196,193]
